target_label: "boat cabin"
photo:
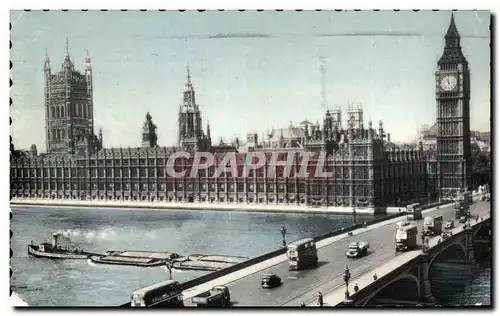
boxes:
[38,243,55,252]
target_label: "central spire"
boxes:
[186,63,193,89]
[65,36,70,58]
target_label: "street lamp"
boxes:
[165,260,173,280]
[281,225,287,247]
[343,265,351,300]
[421,233,427,252]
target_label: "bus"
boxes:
[287,237,318,271]
[130,280,184,307]
[406,203,422,220]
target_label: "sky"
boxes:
[10,10,490,152]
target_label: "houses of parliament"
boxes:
[10,15,472,209]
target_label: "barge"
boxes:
[105,250,181,261]
[173,260,233,272]
[27,233,102,259]
[187,254,248,264]
[88,255,168,267]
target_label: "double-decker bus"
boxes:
[406,203,422,220]
[130,280,184,307]
[287,237,318,271]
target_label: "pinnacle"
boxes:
[445,12,460,38]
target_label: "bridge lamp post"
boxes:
[421,233,427,252]
[165,260,173,280]
[281,226,287,247]
[343,265,351,300]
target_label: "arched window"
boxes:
[61,106,65,118]
[62,129,66,140]
[83,104,87,118]
[52,129,56,140]
[50,107,54,118]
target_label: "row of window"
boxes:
[12,166,384,180]
[49,103,90,119]
[13,181,376,195]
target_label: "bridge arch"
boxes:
[474,223,490,237]
[363,273,420,306]
[428,241,467,274]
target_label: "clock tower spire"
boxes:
[435,13,471,196]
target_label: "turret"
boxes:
[279,128,285,148]
[44,50,51,75]
[206,122,211,145]
[378,120,385,141]
[141,112,158,148]
[368,120,374,140]
[62,37,73,75]
[98,129,103,147]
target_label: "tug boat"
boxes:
[27,233,102,259]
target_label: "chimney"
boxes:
[52,233,59,249]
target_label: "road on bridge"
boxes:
[183,201,490,307]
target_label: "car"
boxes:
[444,220,455,229]
[261,273,282,289]
[459,216,467,224]
[396,221,410,229]
[442,231,452,239]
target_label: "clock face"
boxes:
[440,75,458,91]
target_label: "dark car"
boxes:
[261,274,282,288]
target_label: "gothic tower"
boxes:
[44,38,96,155]
[435,13,471,194]
[178,66,210,151]
[141,112,158,148]
[346,102,363,130]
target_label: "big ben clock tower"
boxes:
[435,13,472,196]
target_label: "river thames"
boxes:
[10,205,490,306]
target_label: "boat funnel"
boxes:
[52,233,59,249]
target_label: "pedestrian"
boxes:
[300,302,306,307]
[373,273,378,280]
[317,292,323,307]
[354,283,359,292]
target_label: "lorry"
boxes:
[346,241,370,258]
[406,203,423,220]
[395,224,418,252]
[423,215,443,237]
[191,285,231,307]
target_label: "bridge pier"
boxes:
[419,255,436,303]
[464,228,477,265]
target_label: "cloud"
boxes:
[156,33,271,40]
[208,33,271,39]
[319,31,424,37]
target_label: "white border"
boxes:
[2,1,497,316]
